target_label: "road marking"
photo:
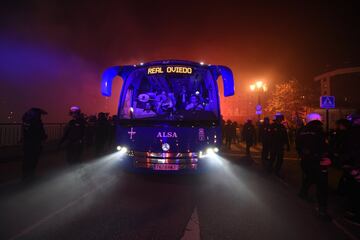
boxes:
[8,177,116,240]
[332,220,359,240]
[181,207,200,240]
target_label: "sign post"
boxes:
[320,96,335,134]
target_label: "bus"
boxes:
[101,60,234,172]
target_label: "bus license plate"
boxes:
[154,164,179,171]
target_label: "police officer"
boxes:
[342,112,360,225]
[108,115,117,149]
[269,113,290,176]
[95,112,110,155]
[59,106,86,164]
[224,120,233,150]
[231,121,238,144]
[296,113,331,220]
[242,119,256,156]
[21,108,47,181]
[259,117,271,170]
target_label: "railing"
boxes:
[0,123,66,147]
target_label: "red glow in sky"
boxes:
[1,1,360,122]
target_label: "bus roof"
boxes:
[138,59,207,67]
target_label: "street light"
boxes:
[250,80,267,121]
[256,81,263,89]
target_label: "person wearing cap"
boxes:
[21,108,47,181]
[269,113,290,176]
[296,112,331,220]
[59,106,86,164]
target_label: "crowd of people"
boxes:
[21,106,117,181]
[222,114,290,174]
[20,106,360,225]
[222,111,360,224]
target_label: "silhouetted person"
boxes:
[95,112,110,155]
[21,108,47,181]
[231,121,238,144]
[221,116,226,145]
[242,120,256,155]
[108,115,117,149]
[269,114,290,176]
[59,106,86,164]
[85,115,97,147]
[259,117,271,169]
[327,119,351,197]
[224,120,233,149]
[341,112,360,225]
[296,113,331,221]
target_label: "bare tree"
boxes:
[265,79,316,121]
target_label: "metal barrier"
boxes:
[0,123,65,147]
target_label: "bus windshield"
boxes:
[119,66,219,123]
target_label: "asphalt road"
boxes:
[0,150,353,240]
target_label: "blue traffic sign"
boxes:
[320,96,335,109]
[256,104,262,115]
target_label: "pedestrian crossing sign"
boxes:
[255,104,262,115]
[320,96,335,109]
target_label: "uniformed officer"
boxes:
[259,117,271,169]
[242,119,256,156]
[296,113,331,220]
[95,112,110,156]
[342,112,360,225]
[59,106,86,164]
[269,113,290,176]
[22,108,47,181]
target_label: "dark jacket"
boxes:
[242,122,256,143]
[259,123,271,144]
[270,122,290,149]
[296,120,326,164]
[22,120,47,148]
[343,125,360,168]
[60,118,86,145]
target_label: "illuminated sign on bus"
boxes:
[147,66,193,75]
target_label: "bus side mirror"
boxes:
[217,66,235,97]
[101,66,135,97]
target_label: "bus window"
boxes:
[120,87,133,119]
[118,67,219,122]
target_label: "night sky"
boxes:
[1,0,360,122]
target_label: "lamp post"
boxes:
[250,81,267,122]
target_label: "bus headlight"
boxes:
[206,148,215,154]
[200,147,219,158]
[116,146,128,154]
